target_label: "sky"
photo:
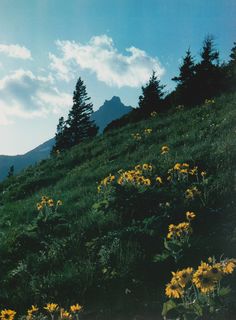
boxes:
[0,0,235,155]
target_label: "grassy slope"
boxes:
[0,93,235,318]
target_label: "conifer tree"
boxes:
[52,77,98,153]
[226,42,236,92]
[138,71,165,115]
[172,49,195,106]
[7,165,14,178]
[66,78,98,147]
[194,35,221,103]
[52,116,69,153]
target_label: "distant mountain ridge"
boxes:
[0,96,133,180]
[0,138,55,181]
[91,96,133,132]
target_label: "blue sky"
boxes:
[0,0,235,154]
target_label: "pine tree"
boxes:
[172,49,195,106]
[52,77,98,153]
[66,78,98,147]
[226,42,236,92]
[138,71,165,115]
[52,116,69,153]
[194,35,222,103]
[7,165,14,178]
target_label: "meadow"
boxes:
[0,93,235,319]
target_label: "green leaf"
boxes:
[162,299,177,317]
[218,286,231,296]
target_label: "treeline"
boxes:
[53,36,236,152]
[106,36,236,131]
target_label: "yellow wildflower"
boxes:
[70,304,82,313]
[44,303,59,313]
[201,171,207,177]
[156,176,162,184]
[47,199,54,207]
[165,281,184,299]
[150,111,157,117]
[192,269,216,294]
[161,145,169,154]
[0,310,16,320]
[57,200,63,206]
[37,203,43,211]
[172,267,193,288]
[185,211,196,220]
[222,259,236,274]
[27,306,38,320]
[60,309,71,320]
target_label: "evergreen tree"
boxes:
[52,77,98,153]
[194,35,222,103]
[52,116,69,153]
[66,78,98,147]
[7,165,14,178]
[138,71,165,115]
[172,49,196,106]
[226,42,236,92]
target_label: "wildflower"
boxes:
[37,203,43,211]
[167,222,192,239]
[70,304,82,313]
[57,200,63,206]
[172,267,193,288]
[150,111,157,117]
[44,303,59,313]
[189,166,198,175]
[143,163,149,170]
[185,186,200,199]
[135,164,142,171]
[201,171,207,177]
[60,309,72,320]
[174,163,181,170]
[192,269,216,293]
[165,281,184,299]
[222,259,236,274]
[185,211,196,220]
[209,263,223,281]
[156,176,162,184]
[144,128,152,135]
[47,199,54,207]
[161,145,169,154]
[27,306,38,320]
[143,178,151,186]
[0,310,16,320]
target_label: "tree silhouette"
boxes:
[7,165,14,178]
[172,49,195,106]
[53,77,98,153]
[139,71,165,115]
[194,35,221,104]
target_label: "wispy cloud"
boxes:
[0,69,71,125]
[49,35,165,87]
[0,44,32,60]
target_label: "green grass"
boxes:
[0,93,235,319]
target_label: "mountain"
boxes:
[0,138,54,181]
[0,96,132,181]
[91,96,133,132]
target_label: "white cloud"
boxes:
[49,35,165,87]
[0,69,71,125]
[0,44,32,60]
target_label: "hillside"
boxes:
[0,93,235,319]
[0,97,131,181]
